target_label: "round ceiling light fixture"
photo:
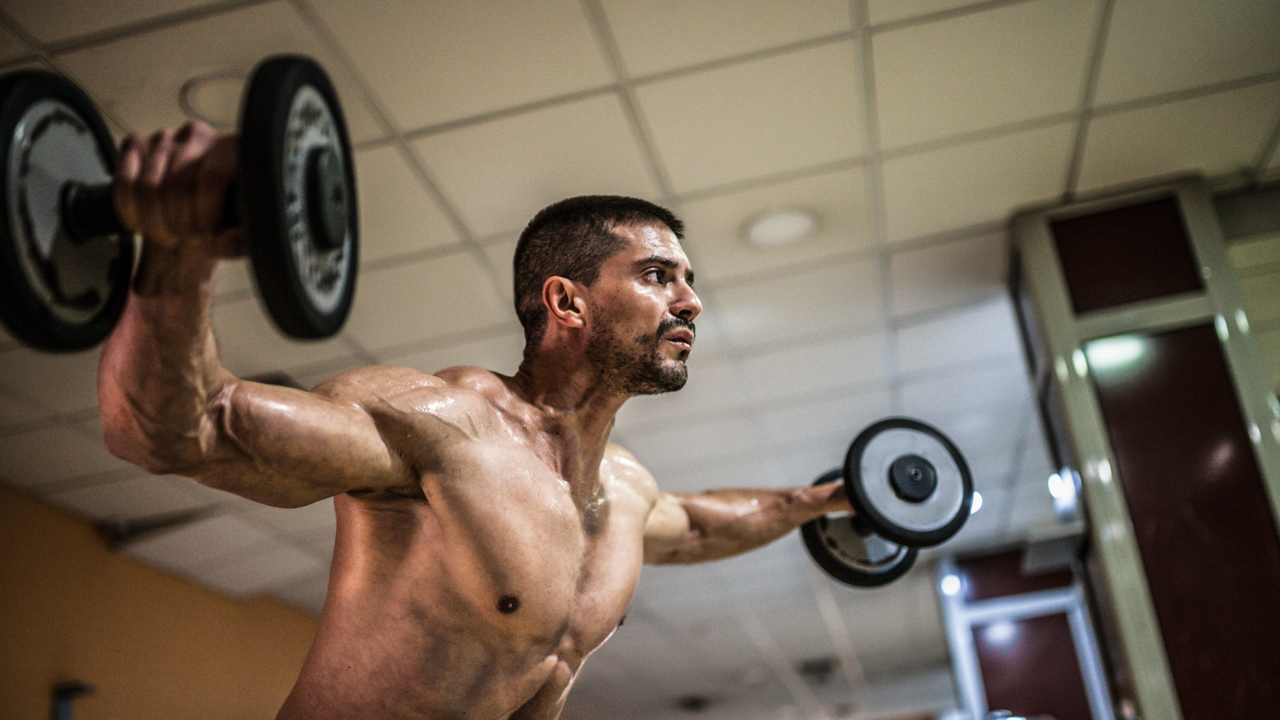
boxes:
[741,206,819,249]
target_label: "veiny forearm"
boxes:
[98,247,234,474]
[654,483,847,564]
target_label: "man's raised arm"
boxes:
[98,121,407,507]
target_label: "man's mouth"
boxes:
[665,329,694,349]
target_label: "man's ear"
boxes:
[543,276,588,330]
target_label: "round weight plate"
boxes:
[0,70,133,351]
[800,469,918,588]
[239,55,357,339]
[844,418,973,548]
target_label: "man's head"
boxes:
[514,196,699,394]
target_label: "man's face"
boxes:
[584,223,702,396]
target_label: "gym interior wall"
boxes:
[0,483,318,720]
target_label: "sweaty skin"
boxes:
[97,121,848,720]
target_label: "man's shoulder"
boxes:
[313,365,512,411]
[602,443,659,501]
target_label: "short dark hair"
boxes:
[513,195,684,351]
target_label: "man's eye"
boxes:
[644,269,664,282]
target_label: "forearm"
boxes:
[652,482,847,564]
[98,246,233,474]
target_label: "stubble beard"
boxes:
[585,313,691,396]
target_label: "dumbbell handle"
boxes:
[61,181,238,243]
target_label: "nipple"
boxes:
[497,595,521,615]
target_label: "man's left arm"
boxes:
[643,483,848,565]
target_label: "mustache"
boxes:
[656,316,695,341]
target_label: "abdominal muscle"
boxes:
[276,478,642,720]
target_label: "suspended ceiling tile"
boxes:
[740,330,889,403]
[0,424,128,491]
[1,0,210,43]
[623,414,769,473]
[342,250,510,351]
[637,41,865,194]
[899,361,1031,422]
[0,345,101,414]
[355,145,464,264]
[881,122,1075,243]
[0,20,30,61]
[122,513,273,573]
[213,258,253,298]
[309,0,610,130]
[867,0,976,26]
[895,299,1023,376]
[209,297,355,379]
[413,94,659,237]
[1076,81,1280,194]
[243,496,335,537]
[54,1,384,142]
[479,236,519,303]
[713,258,880,348]
[381,331,527,379]
[43,474,209,522]
[602,0,851,77]
[873,0,1095,150]
[1005,472,1059,533]
[677,168,873,284]
[201,543,325,597]
[0,388,48,428]
[889,232,1009,318]
[757,386,893,452]
[1094,0,1280,106]
[271,570,330,616]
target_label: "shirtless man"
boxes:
[98,121,850,720]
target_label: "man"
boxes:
[98,121,849,720]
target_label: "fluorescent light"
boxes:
[1084,336,1147,372]
[940,574,962,596]
[741,207,818,248]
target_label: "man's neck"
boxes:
[508,349,629,499]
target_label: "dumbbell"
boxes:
[802,418,973,587]
[0,54,358,352]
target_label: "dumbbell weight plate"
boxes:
[238,55,357,339]
[801,469,918,588]
[845,418,972,548]
[0,70,133,351]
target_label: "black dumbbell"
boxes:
[0,54,358,352]
[802,418,974,588]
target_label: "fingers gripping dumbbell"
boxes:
[0,55,358,352]
[802,418,974,588]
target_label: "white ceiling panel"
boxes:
[1077,80,1280,194]
[413,94,659,237]
[602,0,852,77]
[713,258,880,348]
[894,299,1023,376]
[309,0,611,130]
[0,424,128,491]
[868,0,977,26]
[881,122,1075,242]
[623,414,769,475]
[637,41,865,193]
[380,331,526,379]
[0,345,101,414]
[122,513,274,573]
[210,297,355,378]
[1094,0,1280,106]
[355,145,464,263]
[0,20,30,61]
[899,361,1031,422]
[479,237,519,302]
[271,570,330,616]
[873,0,1096,150]
[676,167,874,284]
[341,251,510,351]
[0,0,210,43]
[43,474,208,521]
[757,386,894,452]
[243,497,335,537]
[889,232,1009,318]
[0,388,49,427]
[54,1,384,142]
[201,543,325,597]
[740,330,890,403]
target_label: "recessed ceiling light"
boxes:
[741,206,818,248]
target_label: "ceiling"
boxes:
[0,0,1278,718]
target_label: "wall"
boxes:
[0,484,317,720]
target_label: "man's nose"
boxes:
[674,286,702,321]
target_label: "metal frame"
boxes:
[1009,175,1280,720]
[938,558,1116,720]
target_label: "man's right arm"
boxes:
[98,121,410,507]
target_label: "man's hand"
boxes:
[114,120,242,266]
